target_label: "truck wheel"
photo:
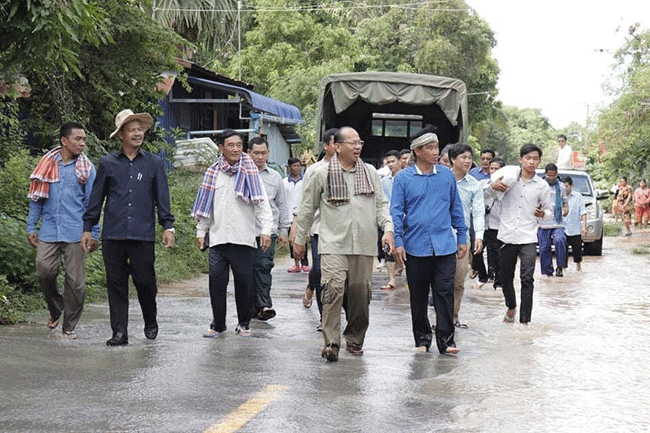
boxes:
[584,236,603,256]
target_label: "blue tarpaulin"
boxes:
[188,76,302,125]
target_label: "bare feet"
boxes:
[445,346,460,354]
[576,263,582,272]
[503,308,516,323]
[415,346,428,353]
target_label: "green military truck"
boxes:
[316,72,468,166]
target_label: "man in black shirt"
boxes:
[82,109,175,346]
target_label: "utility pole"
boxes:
[238,0,242,81]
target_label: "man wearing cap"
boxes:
[82,109,175,346]
[391,127,467,355]
[293,126,394,362]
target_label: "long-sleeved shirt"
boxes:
[257,165,290,236]
[482,179,501,230]
[27,153,99,242]
[486,168,552,245]
[538,180,567,229]
[456,173,485,241]
[83,149,174,241]
[557,144,573,169]
[196,168,273,248]
[294,160,392,256]
[284,174,303,215]
[564,190,586,236]
[469,166,491,181]
[381,173,395,203]
[391,164,467,257]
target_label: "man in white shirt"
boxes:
[284,157,309,273]
[191,130,273,337]
[248,137,291,321]
[489,143,551,324]
[556,134,573,169]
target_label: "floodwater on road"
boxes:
[1,235,649,432]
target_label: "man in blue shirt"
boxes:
[391,127,467,355]
[27,122,99,339]
[82,109,175,346]
[563,176,587,271]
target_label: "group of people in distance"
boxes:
[612,176,649,236]
[27,112,589,362]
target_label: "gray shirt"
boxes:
[257,166,291,236]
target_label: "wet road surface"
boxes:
[2,234,650,432]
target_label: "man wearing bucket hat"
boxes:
[390,126,466,355]
[82,109,175,346]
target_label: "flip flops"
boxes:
[302,288,313,308]
[380,284,396,290]
[46,316,60,329]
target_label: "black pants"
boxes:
[405,253,457,354]
[209,243,255,331]
[103,240,157,338]
[308,234,324,317]
[484,229,502,285]
[499,243,536,323]
[566,234,583,263]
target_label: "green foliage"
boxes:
[603,221,622,237]
[0,98,25,164]
[0,276,44,325]
[632,244,650,255]
[0,216,38,291]
[0,150,33,222]
[0,0,112,77]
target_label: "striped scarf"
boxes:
[327,153,375,206]
[28,147,92,201]
[191,153,264,220]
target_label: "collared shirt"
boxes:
[456,173,485,241]
[28,153,99,242]
[469,166,491,181]
[293,159,326,236]
[564,190,586,236]
[83,149,174,241]
[538,180,567,229]
[196,168,273,248]
[381,173,395,203]
[294,161,392,256]
[391,164,467,257]
[284,174,303,216]
[482,179,501,230]
[557,144,573,169]
[488,169,552,245]
[257,165,291,236]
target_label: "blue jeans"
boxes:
[538,227,567,275]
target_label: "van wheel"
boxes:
[584,236,603,256]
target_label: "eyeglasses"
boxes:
[339,140,364,147]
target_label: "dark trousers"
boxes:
[405,253,457,354]
[208,243,255,331]
[308,234,324,317]
[566,235,583,263]
[288,228,308,266]
[484,229,502,285]
[538,227,567,275]
[499,243,536,323]
[253,235,277,310]
[102,240,157,338]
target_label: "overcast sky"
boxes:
[466,0,650,128]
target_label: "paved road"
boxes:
[2,233,650,432]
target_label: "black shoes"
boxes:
[555,267,564,277]
[144,323,158,340]
[106,332,128,346]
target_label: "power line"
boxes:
[152,2,468,13]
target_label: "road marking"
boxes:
[204,384,289,433]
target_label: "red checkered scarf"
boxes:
[28,147,92,201]
[191,153,264,219]
[327,153,375,206]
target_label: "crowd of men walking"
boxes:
[27,111,593,361]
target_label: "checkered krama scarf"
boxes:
[191,153,264,219]
[327,152,375,206]
[28,147,92,201]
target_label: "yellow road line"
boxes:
[204,384,289,433]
